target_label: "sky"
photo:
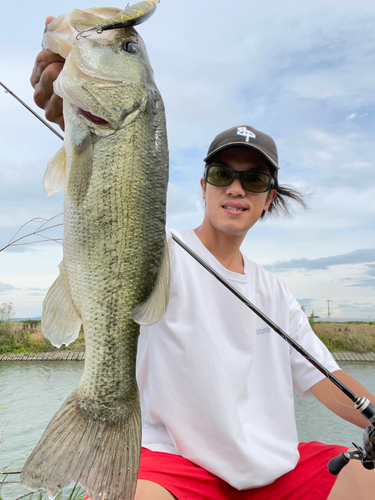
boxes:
[0,0,375,320]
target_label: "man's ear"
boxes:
[200,177,206,200]
[264,189,277,211]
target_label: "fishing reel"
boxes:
[328,403,375,476]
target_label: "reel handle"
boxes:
[328,452,351,475]
[328,425,375,476]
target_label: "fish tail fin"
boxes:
[20,392,141,500]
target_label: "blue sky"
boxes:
[0,0,375,319]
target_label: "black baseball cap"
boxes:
[204,125,279,172]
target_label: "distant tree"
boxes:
[301,305,319,331]
[0,302,14,322]
[0,302,15,346]
[309,310,316,328]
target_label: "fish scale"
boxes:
[20,5,169,500]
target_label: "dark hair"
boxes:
[260,165,307,219]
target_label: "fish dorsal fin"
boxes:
[42,261,82,348]
[130,238,170,326]
[44,147,66,196]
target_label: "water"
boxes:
[0,362,84,500]
[295,363,375,445]
[1,361,375,499]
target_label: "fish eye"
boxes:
[122,41,139,54]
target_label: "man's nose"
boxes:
[226,175,245,196]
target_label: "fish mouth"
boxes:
[77,108,109,125]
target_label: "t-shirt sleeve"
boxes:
[288,295,340,399]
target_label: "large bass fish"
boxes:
[20,3,169,499]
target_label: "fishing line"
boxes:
[311,354,356,411]
[325,368,360,412]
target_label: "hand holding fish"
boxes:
[30,17,65,131]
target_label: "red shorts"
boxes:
[84,441,348,500]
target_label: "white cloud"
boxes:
[1,0,375,317]
[0,282,16,292]
[346,114,357,122]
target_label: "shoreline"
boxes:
[0,350,85,361]
[1,351,375,362]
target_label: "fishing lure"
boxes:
[76,0,160,39]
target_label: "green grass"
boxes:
[315,330,375,353]
[312,323,375,353]
[2,302,375,356]
[0,325,85,356]
[0,303,85,355]
[299,306,375,353]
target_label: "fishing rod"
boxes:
[171,233,375,475]
[0,82,64,141]
[8,79,375,474]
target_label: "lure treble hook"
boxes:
[75,23,97,40]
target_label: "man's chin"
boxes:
[216,222,253,237]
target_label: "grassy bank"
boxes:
[1,302,374,354]
[1,322,375,355]
[0,320,85,356]
[0,301,84,355]
[313,321,375,353]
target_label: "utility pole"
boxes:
[327,299,333,319]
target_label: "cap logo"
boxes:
[237,126,256,142]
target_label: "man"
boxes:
[31,43,375,500]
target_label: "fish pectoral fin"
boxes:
[67,133,93,206]
[42,261,82,348]
[130,238,170,326]
[43,147,66,196]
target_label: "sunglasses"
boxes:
[204,164,275,193]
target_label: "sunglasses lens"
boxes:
[206,165,273,193]
[206,166,235,187]
[241,171,271,193]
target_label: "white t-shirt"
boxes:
[136,228,340,489]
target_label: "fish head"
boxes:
[54,26,157,132]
